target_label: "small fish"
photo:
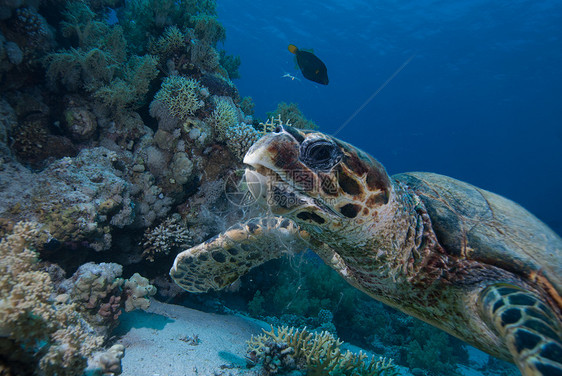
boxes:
[282,72,300,81]
[288,44,329,85]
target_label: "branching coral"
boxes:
[149,25,188,59]
[247,326,398,376]
[211,96,260,160]
[223,121,260,161]
[142,216,192,262]
[212,96,239,141]
[152,75,206,121]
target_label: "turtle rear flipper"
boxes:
[170,216,307,293]
[480,284,562,375]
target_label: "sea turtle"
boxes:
[170,125,562,376]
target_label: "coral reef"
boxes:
[247,326,398,376]
[0,147,134,251]
[0,1,351,374]
[0,222,115,376]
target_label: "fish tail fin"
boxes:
[288,44,298,54]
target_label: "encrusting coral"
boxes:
[247,326,398,376]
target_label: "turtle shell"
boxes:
[395,172,562,301]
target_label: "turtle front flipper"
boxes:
[479,284,562,376]
[170,216,308,293]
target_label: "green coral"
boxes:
[248,326,398,376]
[153,75,206,120]
[44,2,158,111]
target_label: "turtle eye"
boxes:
[299,138,342,171]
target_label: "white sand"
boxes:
[117,299,267,376]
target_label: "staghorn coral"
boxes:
[258,114,292,134]
[142,216,192,262]
[247,326,398,376]
[0,222,111,376]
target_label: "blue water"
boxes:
[217,0,562,235]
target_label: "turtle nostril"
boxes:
[274,125,283,133]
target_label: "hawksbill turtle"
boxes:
[170,125,562,376]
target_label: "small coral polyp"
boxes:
[154,75,206,120]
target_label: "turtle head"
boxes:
[244,125,392,239]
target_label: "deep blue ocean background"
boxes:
[217,0,562,236]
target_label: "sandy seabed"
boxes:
[115,300,509,376]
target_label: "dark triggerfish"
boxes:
[288,44,329,85]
